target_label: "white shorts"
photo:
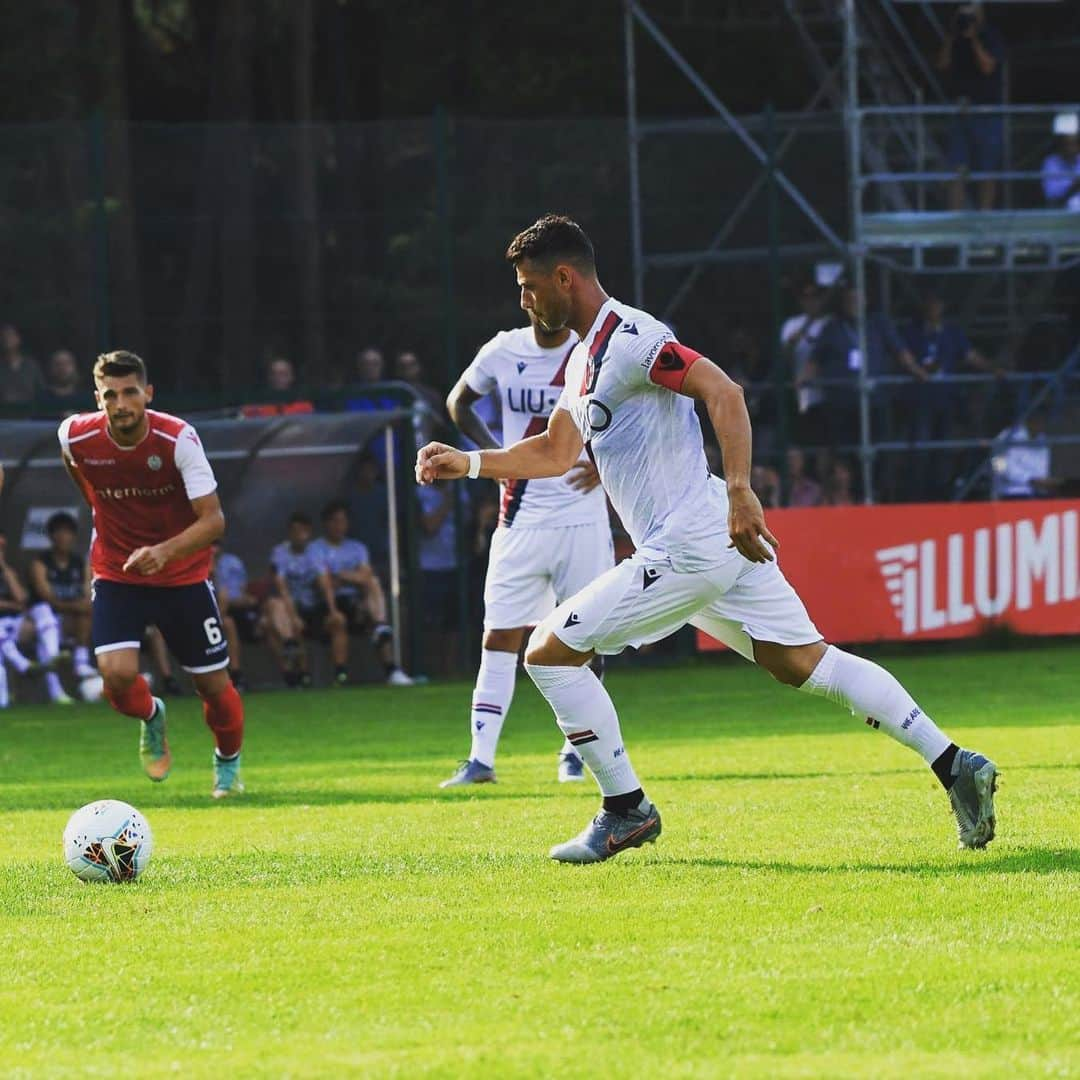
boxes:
[542,548,821,660]
[483,521,615,631]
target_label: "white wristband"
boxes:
[465,450,482,479]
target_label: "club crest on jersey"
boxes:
[147,454,163,471]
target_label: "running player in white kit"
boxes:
[439,311,614,787]
[417,215,998,862]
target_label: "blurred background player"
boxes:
[308,501,412,687]
[265,511,333,688]
[0,534,66,707]
[27,510,97,688]
[58,350,245,797]
[211,541,260,692]
[438,309,613,788]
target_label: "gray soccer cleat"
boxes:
[550,800,662,864]
[949,748,998,849]
[439,759,496,788]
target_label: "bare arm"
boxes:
[123,492,226,576]
[971,33,998,77]
[416,407,584,484]
[0,547,27,610]
[62,455,94,510]
[317,569,339,612]
[681,358,778,564]
[447,378,500,451]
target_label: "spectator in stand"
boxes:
[344,347,400,417]
[210,542,261,693]
[936,3,1006,211]
[786,447,823,508]
[265,511,338,688]
[823,458,857,506]
[991,410,1062,499]
[900,286,1000,501]
[308,501,412,686]
[355,346,385,383]
[416,480,467,675]
[751,464,781,510]
[812,284,916,451]
[0,324,42,407]
[1042,116,1080,211]
[783,278,830,446]
[241,355,314,418]
[348,450,390,567]
[35,350,88,418]
[395,350,445,416]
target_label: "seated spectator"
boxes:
[264,512,336,688]
[343,347,401,415]
[812,284,916,450]
[309,501,412,686]
[0,324,43,407]
[783,279,829,447]
[241,356,314,418]
[936,3,1006,211]
[991,410,1062,499]
[0,535,70,706]
[35,350,88,418]
[751,464,781,509]
[27,511,96,687]
[900,287,999,502]
[395,350,445,416]
[786,447,823,508]
[355,346,385,384]
[417,480,467,675]
[211,542,262,693]
[823,458,857,506]
[1042,119,1080,211]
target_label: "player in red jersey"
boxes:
[59,351,245,797]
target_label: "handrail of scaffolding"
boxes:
[858,103,1080,117]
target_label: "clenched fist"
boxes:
[416,442,469,485]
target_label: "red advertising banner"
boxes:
[697,499,1080,649]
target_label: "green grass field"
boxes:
[1,645,1077,1078]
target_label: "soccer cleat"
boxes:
[549,800,662,864]
[948,749,998,849]
[439,759,496,788]
[50,692,76,706]
[139,697,171,782]
[386,669,414,687]
[212,753,245,799]
[558,751,586,783]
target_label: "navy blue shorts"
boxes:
[92,579,230,673]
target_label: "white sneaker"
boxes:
[386,669,414,687]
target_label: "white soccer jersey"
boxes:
[557,297,732,572]
[464,326,608,530]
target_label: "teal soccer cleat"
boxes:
[139,697,171,782]
[212,752,245,799]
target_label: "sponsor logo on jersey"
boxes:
[84,458,117,466]
[876,509,1079,635]
[147,454,163,471]
[638,336,670,370]
[506,387,556,416]
[586,400,612,433]
[94,483,178,500]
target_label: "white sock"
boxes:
[0,663,8,707]
[30,603,61,662]
[468,649,518,767]
[0,637,31,675]
[800,645,951,763]
[75,645,91,669]
[525,662,641,796]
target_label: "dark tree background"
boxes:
[0,1,1075,399]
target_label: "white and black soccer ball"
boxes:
[79,675,105,703]
[63,800,153,883]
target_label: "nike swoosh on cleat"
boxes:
[605,816,658,855]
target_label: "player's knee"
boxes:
[525,628,591,668]
[755,640,827,687]
[101,667,137,695]
[483,627,524,653]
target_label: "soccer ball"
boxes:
[63,800,153,883]
[79,675,105,703]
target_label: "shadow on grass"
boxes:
[661,847,1079,876]
[0,787,559,814]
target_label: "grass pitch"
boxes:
[1,645,1077,1078]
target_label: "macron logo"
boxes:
[563,612,581,628]
[516,361,527,374]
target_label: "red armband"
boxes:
[648,342,703,392]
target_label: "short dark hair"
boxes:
[46,511,78,536]
[93,350,147,384]
[288,511,312,528]
[321,499,348,522]
[505,214,596,272]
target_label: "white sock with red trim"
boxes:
[524,662,641,796]
[468,649,518,768]
[799,645,951,763]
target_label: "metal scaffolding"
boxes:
[624,0,1080,503]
